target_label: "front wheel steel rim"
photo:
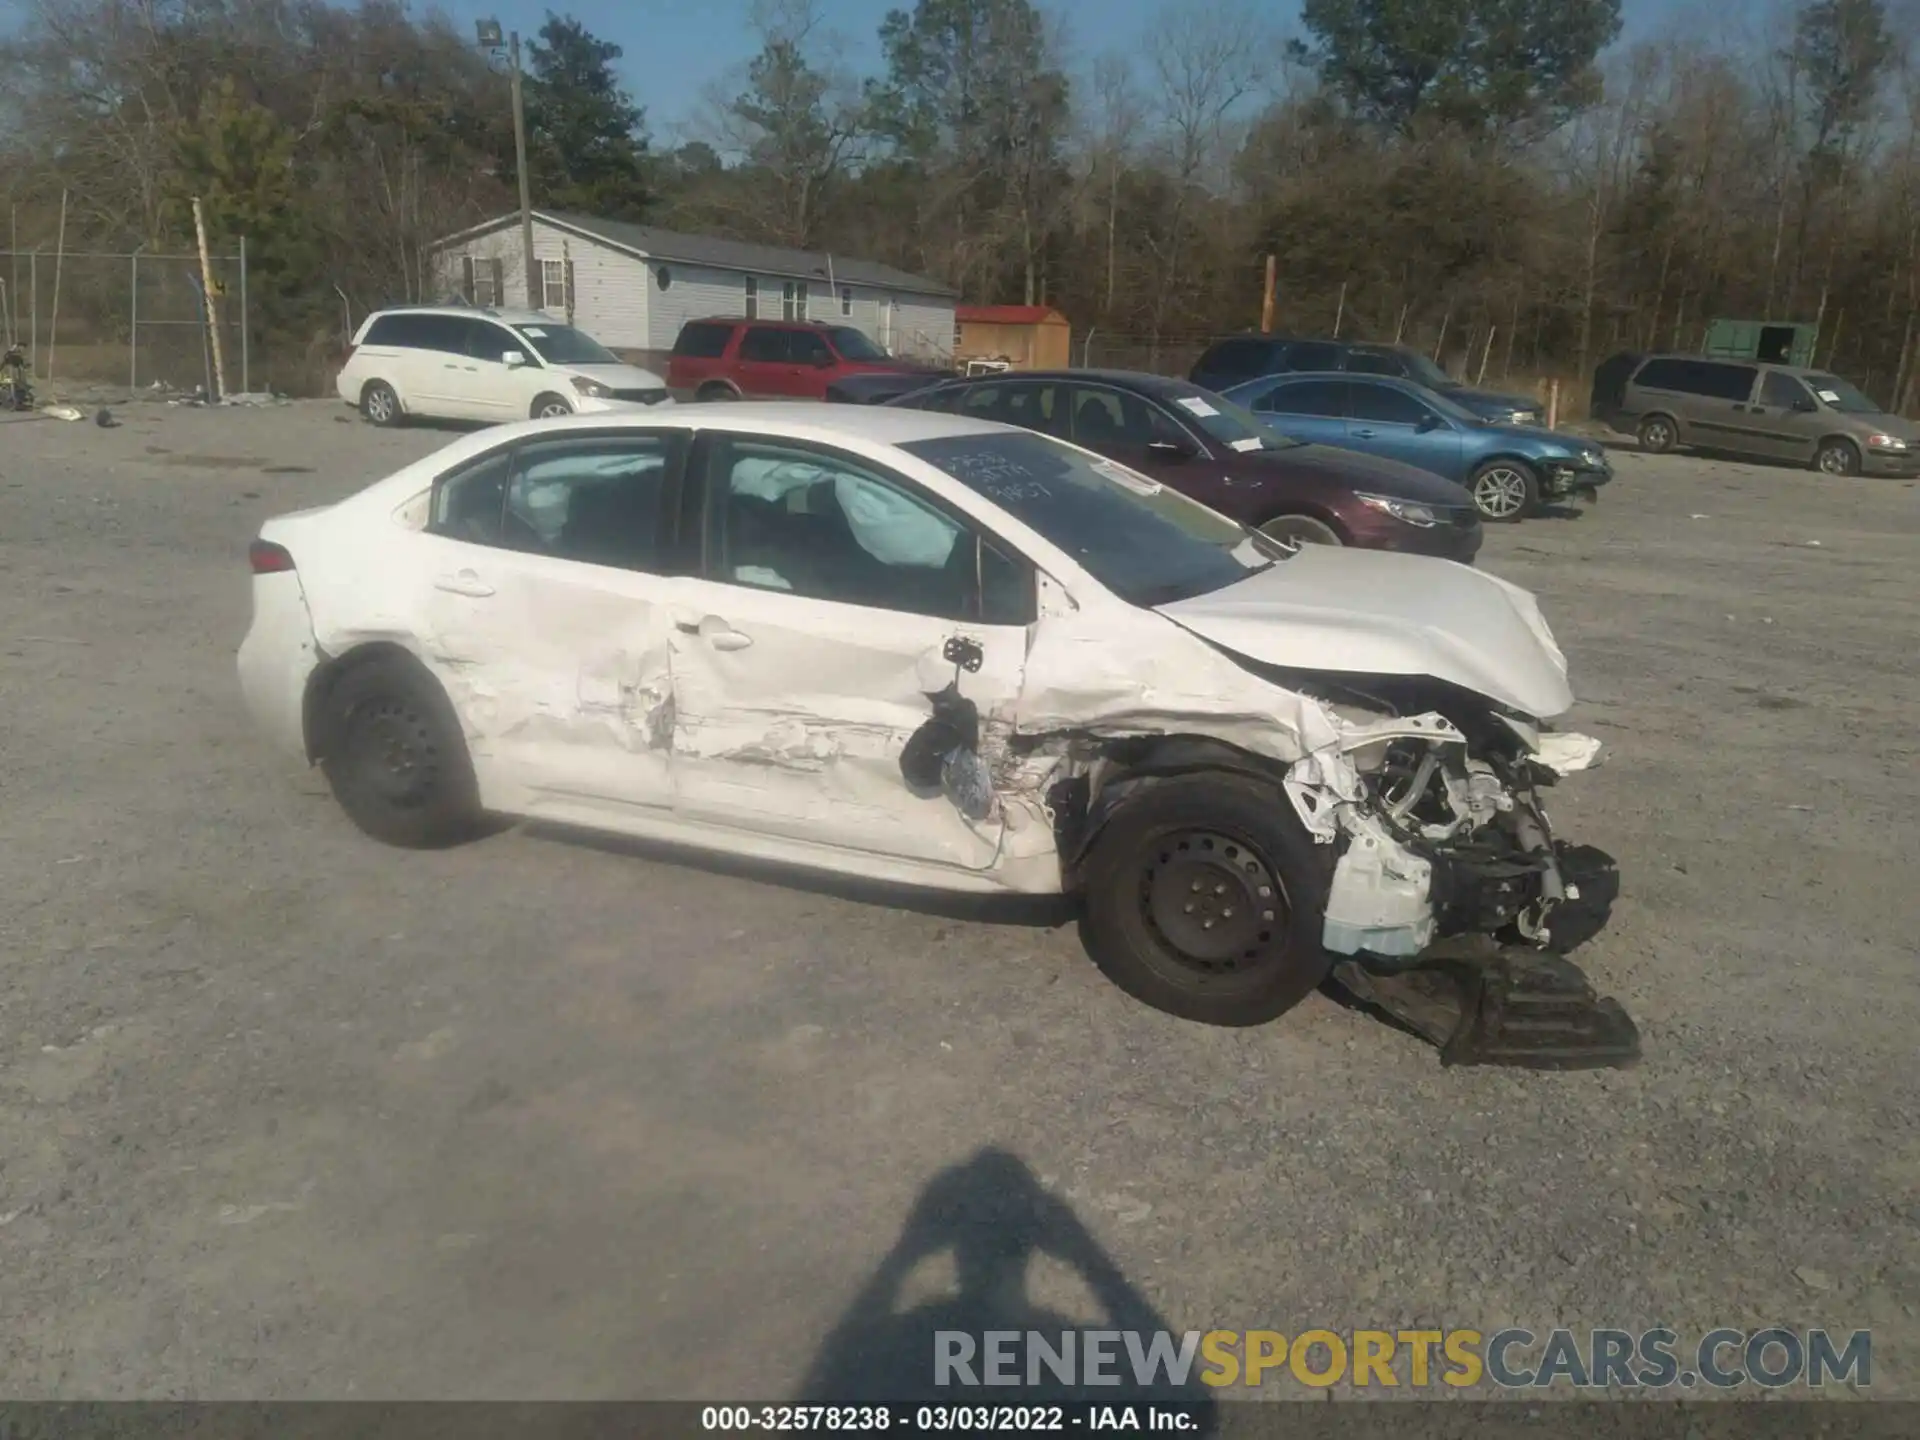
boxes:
[368,390,393,421]
[539,402,570,418]
[1820,447,1851,474]
[1137,830,1288,979]
[1475,468,1528,517]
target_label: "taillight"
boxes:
[249,539,296,574]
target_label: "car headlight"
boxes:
[1866,433,1909,449]
[1510,409,1539,425]
[1580,447,1604,465]
[1356,493,1438,527]
[570,376,611,397]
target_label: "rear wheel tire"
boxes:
[316,656,482,849]
[696,382,739,402]
[1259,513,1343,547]
[360,381,402,427]
[1637,413,1677,454]
[1814,438,1860,476]
[1081,773,1334,1027]
[1468,460,1539,522]
[531,393,573,419]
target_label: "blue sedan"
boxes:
[1220,372,1613,522]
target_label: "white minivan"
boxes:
[336,306,670,426]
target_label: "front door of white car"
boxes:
[408,430,689,813]
[666,434,1034,872]
[461,319,539,422]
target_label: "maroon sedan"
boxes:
[887,369,1481,563]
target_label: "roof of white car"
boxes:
[494,402,1016,448]
[366,304,555,327]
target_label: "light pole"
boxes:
[477,18,537,310]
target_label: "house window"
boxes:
[840,286,853,316]
[656,265,672,291]
[744,276,758,319]
[783,281,808,322]
[541,259,567,311]
[462,255,502,307]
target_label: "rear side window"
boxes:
[1635,358,1756,401]
[1346,351,1409,378]
[1198,339,1276,377]
[674,322,733,358]
[1256,379,1347,417]
[1349,382,1433,425]
[363,314,429,349]
[739,327,791,362]
[1278,341,1342,372]
[410,315,471,355]
[429,435,678,572]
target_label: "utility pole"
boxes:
[479,19,538,308]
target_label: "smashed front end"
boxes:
[1277,673,1639,1069]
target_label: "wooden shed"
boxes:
[955,305,1072,370]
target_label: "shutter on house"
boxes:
[564,260,576,322]
[489,257,504,307]
[461,255,475,303]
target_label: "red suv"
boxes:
[667,318,940,401]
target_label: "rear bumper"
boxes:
[237,573,321,761]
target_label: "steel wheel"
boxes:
[1471,465,1532,521]
[343,697,443,810]
[1135,829,1291,984]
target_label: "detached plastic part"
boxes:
[1333,937,1641,1071]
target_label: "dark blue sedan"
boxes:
[1221,372,1613,522]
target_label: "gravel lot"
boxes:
[0,398,1915,1403]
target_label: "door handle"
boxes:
[670,609,753,650]
[432,570,495,597]
[1352,427,1377,438]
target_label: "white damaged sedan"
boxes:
[239,404,1634,1059]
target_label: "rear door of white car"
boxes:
[408,428,691,813]
[665,430,1035,872]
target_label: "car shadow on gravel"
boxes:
[520,820,1076,928]
[795,1146,1219,1428]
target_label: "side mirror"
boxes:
[1416,412,1443,432]
[1146,437,1197,461]
[502,350,526,367]
[812,352,836,368]
[1793,397,1817,413]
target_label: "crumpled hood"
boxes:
[1257,442,1476,506]
[559,361,666,390]
[1155,545,1573,718]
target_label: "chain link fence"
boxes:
[0,249,250,400]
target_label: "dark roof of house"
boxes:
[434,211,955,299]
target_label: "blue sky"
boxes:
[442,0,1693,140]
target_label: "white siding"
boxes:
[433,217,957,359]
[435,219,651,349]
[645,262,758,349]
[891,297,959,361]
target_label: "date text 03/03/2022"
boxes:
[701,1406,1203,1432]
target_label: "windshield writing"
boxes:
[517,324,620,366]
[1805,374,1882,415]
[899,432,1284,605]
[1157,381,1301,451]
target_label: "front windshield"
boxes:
[827,326,889,361]
[1155,381,1303,452]
[513,322,620,366]
[1400,351,1458,389]
[1804,374,1883,415]
[898,431,1287,606]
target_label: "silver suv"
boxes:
[1594,353,1918,476]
